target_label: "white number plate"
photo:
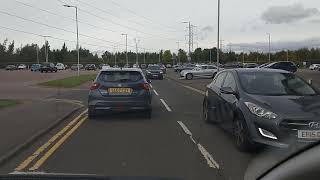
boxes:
[298,130,320,139]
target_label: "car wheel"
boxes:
[203,98,213,123]
[186,73,193,80]
[88,107,97,119]
[233,118,255,152]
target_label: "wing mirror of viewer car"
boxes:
[220,87,236,95]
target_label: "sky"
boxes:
[1,0,320,54]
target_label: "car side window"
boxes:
[201,66,207,70]
[213,72,227,88]
[207,66,217,69]
[222,72,237,91]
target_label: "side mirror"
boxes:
[220,87,236,95]
[147,79,152,83]
[308,79,312,85]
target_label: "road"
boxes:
[1,68,319,180]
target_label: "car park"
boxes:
[71,64,84,71]
[180,65,218,80]
[145,65,164,80]
[166,64,172,68]
[40,63,57,73]
[5,65,17,71]
[30,64,41,71]
[113,65,119,68]
[123,64,130,68]
[88,68,152,118]
[203,68,320,151]
[101,64,110,70]
[264,61,297,72]
[309,64,320,70]
[55,63,65,70]
[133,64,139,68]
[85,64,97,71]
[140,64,147,69]
[17,64,27,70]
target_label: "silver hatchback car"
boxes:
[88,68,152,118]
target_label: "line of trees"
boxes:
[1,38,320,67]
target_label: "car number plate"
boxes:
[152,75,158,77]
[108,88,132,95]
[298,130,320,139]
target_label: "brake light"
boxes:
[140,83,150,90]
[90,82,100,90]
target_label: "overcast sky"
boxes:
[1,0,320,53]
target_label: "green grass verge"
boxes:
[39,74,97,88]
[0,99,20,109]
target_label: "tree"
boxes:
[178,49,187,63]
[162,50,172,64]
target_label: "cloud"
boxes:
[261,4,319,24]
[199,25,214,40]
[231,38,320,52]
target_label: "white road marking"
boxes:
[150,84,153,88]
[177,121,192,135]
[181,84,205,95]
[160,99,172,112]
[153,89,159,96]
[177,121,220,169]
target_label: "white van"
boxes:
[55,63,65,70]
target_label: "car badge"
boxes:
[309,122,320,129]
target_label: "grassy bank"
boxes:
[0,99,20,109]
[39,74,97,88]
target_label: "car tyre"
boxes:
[233,118,255,152]
[186,73,193,80]
[203,98,213,124]
[88,107,97,119]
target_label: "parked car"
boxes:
[30,64,41,71]
[133,64,139,68]
[203,68,320,151]
[101,64,110,70]
[140,64,147,69]
[175,64,196,72]
[145,65,164,80]
[264,61,297,72]
[5,65,17,71]
[243,63,259,68]
[85,64,97,71]
[166,64,172,68]
[123,64,130,68]
[40,63,57,73]
[17,64,27,70]
[257,63,269,68]
[71,64,84,71]
[113,65,119,68]
[88,68,152,118]
[159,64,166,74]
[55,63,65,70]
[180,65,218,80]
[309,64,320,70]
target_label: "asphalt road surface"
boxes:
[2,69,320,180]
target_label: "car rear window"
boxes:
[98,71,143,82]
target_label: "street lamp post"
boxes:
[217,0,220,71]
[64,4,80,76]
[267,33,271,63]
[176,42,180,64]
[182,21,191,63]
[42,35,51,63]
[121,33,128,66]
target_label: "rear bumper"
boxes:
[146,74,163,79]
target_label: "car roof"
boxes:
[100,68,143,72]
[231,68,290,74]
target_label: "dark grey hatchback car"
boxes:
[88,68,152,118]
[203,68,320,151]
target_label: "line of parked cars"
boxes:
[309,64,320,71]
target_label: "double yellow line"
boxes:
[15,109,88,171]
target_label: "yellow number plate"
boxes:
[108,88,132,94]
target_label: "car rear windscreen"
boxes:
[99,71,143,82]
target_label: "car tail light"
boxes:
[140,83,150,91]
[90,82,100,90]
